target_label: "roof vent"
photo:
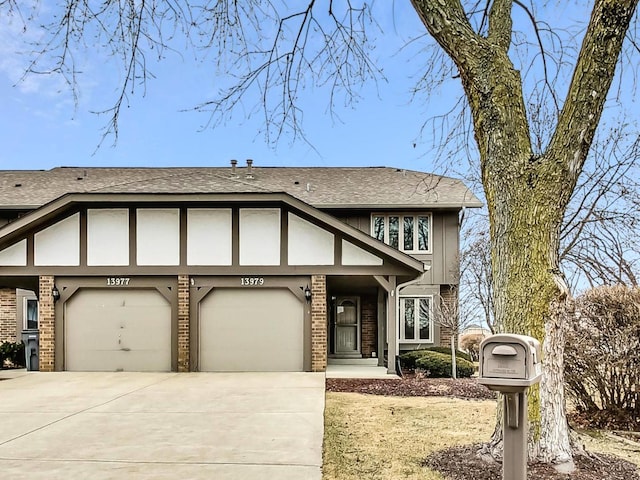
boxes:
[246,159,254,179]
[230,159,238,177]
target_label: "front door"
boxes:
[335,296,360,356]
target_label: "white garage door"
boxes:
[65,289,172,372]
[200,288,304,372]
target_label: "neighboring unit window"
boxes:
[418,216,429,251]
[372,214,431,253]
[24,299,38,330]
[389,216,399,249]
[373,216,385,242]
[400,296,432,342]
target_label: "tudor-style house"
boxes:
[0,163,482,373]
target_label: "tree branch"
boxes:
[488,0,512,51]
[547,0,639,192]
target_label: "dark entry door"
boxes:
[335,297,360,356]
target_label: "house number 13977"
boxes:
[241,277,264,286]
[107,277,130,286]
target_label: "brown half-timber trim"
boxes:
[129,208,136,266]
[26,233,34,267]
[79,209,88,267]
[0,264,418,277]
[280,209,288,266]
[179,208,188,267]
[231,207,240,266]
[0,192,425,274]
[333,235,341,266]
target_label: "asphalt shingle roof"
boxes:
[0,166,482,209]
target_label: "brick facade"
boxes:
[0,288,17,343]
[177,274,190,372]
[310,275,327,372]
[439,285,457,348]
[361,294,377,358]
[38,276,55,372]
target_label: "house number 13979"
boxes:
[241,277,264,286]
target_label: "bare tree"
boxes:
[460,224,496,332]
[560,128,640,289]
[433,284,477,379]
[6,0,640,469]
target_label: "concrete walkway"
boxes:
[0,372,325,479]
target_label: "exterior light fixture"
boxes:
[52,285,61,303]
[304,285,312,303]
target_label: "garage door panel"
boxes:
[65,289,171,372]
[200,288,304,372]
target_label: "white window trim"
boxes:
[371,213,432,254]
[399,295,434,343]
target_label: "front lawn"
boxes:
[323,390,640,480]
[323,392,495,480]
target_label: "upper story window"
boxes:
[372,214,431,253]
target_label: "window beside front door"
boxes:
[400,296,433,342]
[24,298,38,330]
[372,214,431,253]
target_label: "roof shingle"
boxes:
[0,166,482,209]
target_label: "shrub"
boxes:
[399,350,427,370]
[425,346,473,363]
[401,350,474,378]
[400,348,472,371]
[564,285,640,429]
[459,333,484,362]
[0,341,26,368]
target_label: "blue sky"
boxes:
[0,2,459,172]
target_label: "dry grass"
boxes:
[577,428,640,466]
[323,392,640,480]
[322,392,496,480]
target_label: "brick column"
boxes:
[38,276,55,372]
[310,275,327,372]
[361,294,377,358]
[0,288,17,343]
[177,274,190,372]
[439,285,458,348]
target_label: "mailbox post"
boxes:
[478,334,542,480]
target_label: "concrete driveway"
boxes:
[0,371,325,479]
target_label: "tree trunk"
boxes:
[486,166,573,465]
[411,0,638,466]
[450,335,457,380]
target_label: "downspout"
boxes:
[394,264,431,374]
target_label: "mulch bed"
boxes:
[326,376,496,400]
[327,376,640,479]
[424,444,640,480]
